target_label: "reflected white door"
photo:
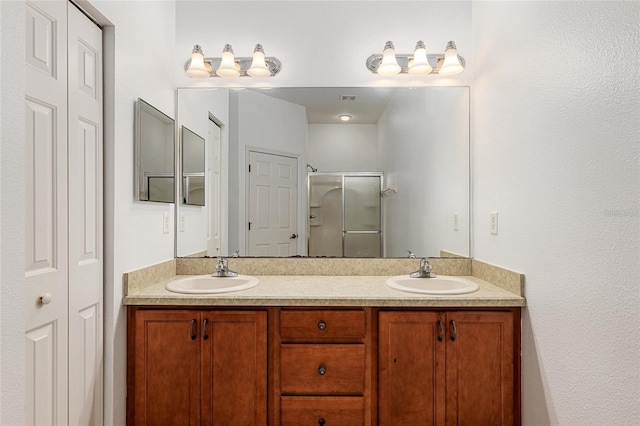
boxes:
[67,4,103,425]
[248,151,298,256]
[25,2,69,424]
[208,119,222,256]
[25,2,103,424]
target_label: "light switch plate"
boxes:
[490,211,498,235]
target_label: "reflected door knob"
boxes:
[39,293,53,305]
[289,233,298,239]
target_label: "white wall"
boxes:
[175,1,472,88]
[177,88,230,256]
[472,2,639,425]
[379,87,469,258]
[229,90,308,254]
[308,124,379,172]
[0,2,26,424]
[87,1,177,424]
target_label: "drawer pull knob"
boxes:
[318,365,327,375]
[317,320,326,331]
[318,418,326,425]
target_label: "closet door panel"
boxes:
[67,4,104,425]
[24,1,69,424]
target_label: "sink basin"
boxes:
[166,275,259,294]
[386,275,479,295]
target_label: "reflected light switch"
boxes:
[163,212,170,234]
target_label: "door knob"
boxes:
[289,233,298,239]
[39,293,53,305]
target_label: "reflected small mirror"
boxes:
[181,126,205,206]
[135,98,175,203]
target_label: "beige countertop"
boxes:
[123,274,525,308]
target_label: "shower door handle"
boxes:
[289,233,298,239]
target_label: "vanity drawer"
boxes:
[280,396,364,426]
[280,344,365,395]
[280,310,366,341]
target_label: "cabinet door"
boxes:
[201,311,267,425]
[378,312,445,426]
[445,311,515,426]
[131,310,201,426]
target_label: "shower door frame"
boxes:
[307,172,384,257]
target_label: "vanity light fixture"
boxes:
[184,43,282,78]
[367,40,465,76]
[338,114,352,122]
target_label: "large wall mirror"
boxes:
[176,87,470,259]
[135,98,175,203]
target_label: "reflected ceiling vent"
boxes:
[340,94,358,102]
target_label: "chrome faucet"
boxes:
[407,250,416,258]
[410,258,437,278]
[212,257,238,277]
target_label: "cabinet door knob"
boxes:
[318,418,326,425]
[437,320,444,342]
[317,320,326,331]
[38,293,53,305]
[450,320,457,342]
[318,365,327,375]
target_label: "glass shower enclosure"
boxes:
[308,172,382,257]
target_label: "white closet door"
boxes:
[24,1,69,424]
[67,4,103,425]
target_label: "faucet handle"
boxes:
[216,257,227,270]
[420,258,433,273]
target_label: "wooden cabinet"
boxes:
[275,309,371,426]
[127,308,267,426]
[378,310,519,426]
[127,306,520,425]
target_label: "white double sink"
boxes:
[166,274,478,296]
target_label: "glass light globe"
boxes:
[185,45,210,78]
[247,44,271,78]
[439,41,464,76]
[377,41,401,75]
[408,41,432,75]
[216,44,240,78]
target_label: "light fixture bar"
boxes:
[366,53,465,75]
[184,55,282,78]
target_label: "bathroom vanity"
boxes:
[124,260,524,425]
